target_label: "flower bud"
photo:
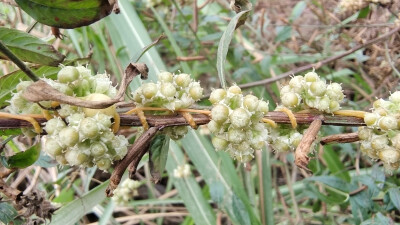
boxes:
[371,135,388,150]
[209,89,227,104]
[158,72,173,82]
[80,117,99,139]
[96,158,111,170]
[364,113,378,126]
[310,81,327,96]
[243,95,259,111]
[189,86,203,100]
[379,148,400,164]
[230,108,250,128]
[160,82,176,98]
[44,137,63,157]
[257,100,269,114]
[228,85,241,94]
[390,91,400,103]
[212,137,228,150]
[228,128,246,143]
[304,71,319,82]
[358,127,372,140]
[45,118,66,135]
[58,66,79,83]
[281,92,299,107]
[175,73,191,87]
[65,150,88,166]
[211,104,229,124]
[379,116,397,130]
[16,81,33,92]
[142,83,158,99]
[83,93,116,117]
[90,142,107,157]
[59,127,79,147]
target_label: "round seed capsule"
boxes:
[80,117,99,139]
[358,127,372,140]
[58,66,79,83]
[243,95,259,111]
[160,82,176,98]
[379,148,400,164]
[230,108,250,128]
[83,93,116,117]
[211,104,229,124]
[96,158,111,170]
[90,142,107,157]
[310,81,327,96]
[228,85,241,94]
[257,100,269,114]
[142,83,158,99]
[379,116,398,130]
[209,89,227,104]
[228,128,246,143]
[207,120,221,134]
[304,71,319,82]
[158,72,173,82]
[189,86,203,100]
[371,135,388,150]
[281,92,299,107]
[65,150,88,166]
[175,73,191,87]
[44,137,63,157]
[364,113,378,126]
[391,133,400,149]
[212,137,228,150]
[59,127,79,147]
[45,118,66,135]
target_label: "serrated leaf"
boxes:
[0,143,40,169]
[15,0,114,29]
[0,202,17,224]
[217,10,251,89]
[149,134,170,182]
[0,65,60,108]
[0,27,64,66]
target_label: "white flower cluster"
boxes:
[9,65,128,170]
[208,85,269,163]
[358,91,400,173]
[280,71,345,113]
[173,164,191,178]
[132,72,203,140]
[268,125,304,152]
[112,179,141,205]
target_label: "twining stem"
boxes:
[333,110,366,118]
[0,41,39,82]
[261,118,277,128]
[0,112,41,133]
[112,113,121,133]
[276,107,297,129]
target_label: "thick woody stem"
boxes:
[295,117,323,172]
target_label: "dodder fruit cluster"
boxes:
[358,91,400,173]
[268,125,304,152]
[10,66,129,170]
[132,72,203,140]
[208,85,269,162]
[112,179,141,205]
[280,71,344,113]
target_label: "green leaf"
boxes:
[289,1,306,22]
[0,143,40,169]
[358,6,370,19]
[149,134,170,182]
[0,65,60,108]
[0,202,17,224]
[166,141,216,225]
[0,129,22,136]
[49,180,108,225]
[0,27,64,66]
[306,176,350,192]
[15,0,114,29]
[210,181,224,206]
[232,194,251,225]
[52,188,75,203]
[322,147,351,182]
[361,212,392,225]
[217,10,251,89]
[388,187,400,211]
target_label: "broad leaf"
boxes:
[15,0,115,29]
[0,27,64,66]
[388,187,400,211]
[0,202,17,224]
[149,134,170,182]
[322,147,351,182]
[0,65,60,108]
[0,143,40,169]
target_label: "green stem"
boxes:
[0,40,39,81]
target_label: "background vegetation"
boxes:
[0,0,400,224]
